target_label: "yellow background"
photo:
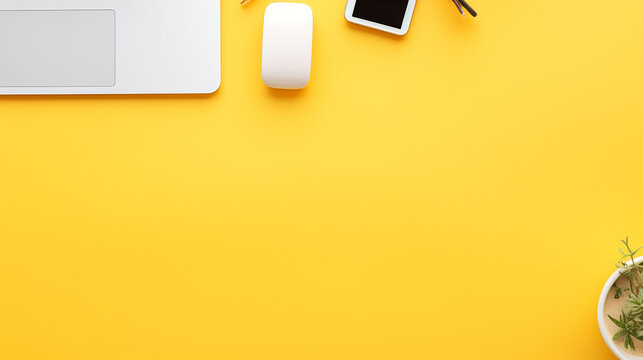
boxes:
[1,0,642,359]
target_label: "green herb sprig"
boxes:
[610,237,643,350]
[609,311,643,350]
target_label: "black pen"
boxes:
[457,0,478,17]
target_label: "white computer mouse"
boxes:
[262,3,313,90]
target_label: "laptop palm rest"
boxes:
[0,10,115,87]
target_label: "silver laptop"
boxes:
[0,1,220,95]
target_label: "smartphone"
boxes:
[345,0,417,36]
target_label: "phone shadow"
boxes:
[0,92,217,103]
[345,22,407,41]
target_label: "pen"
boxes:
[451,0,464,15]
[452,0,477,17]
[458,0,478,17]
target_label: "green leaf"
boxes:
[609,314,625,327]
[614,328,628,340]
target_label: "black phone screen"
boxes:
[352,0,410,29]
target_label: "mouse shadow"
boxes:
[266,86,308,99]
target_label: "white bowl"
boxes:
[598,256,643,360]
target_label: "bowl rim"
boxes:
[598,255,643,360]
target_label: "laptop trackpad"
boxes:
[0,10,115,87]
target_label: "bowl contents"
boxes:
[605,238,643,354]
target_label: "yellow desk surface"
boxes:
[1,1,642,359]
